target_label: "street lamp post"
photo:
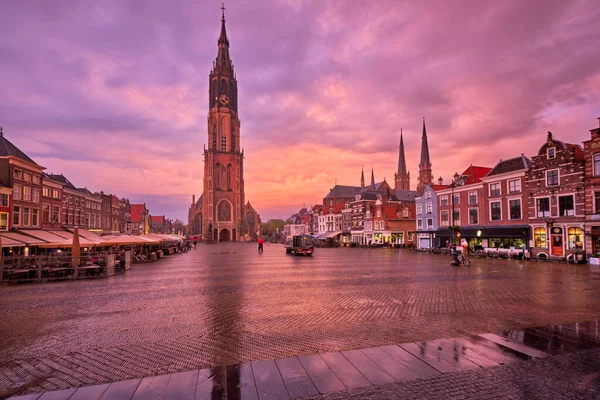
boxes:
[450,172,463,266]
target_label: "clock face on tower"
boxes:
[219,94,229,106]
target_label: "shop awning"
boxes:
[319,231,342,240]
[0,231,42,247]
[478,225,529,238]
[65,228,103,241]
[17,229,69,244]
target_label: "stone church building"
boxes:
[189,6,260,242]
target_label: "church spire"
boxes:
[398,129,407,175]
[370,167,375,188]
[417,117,433,191]
[420,118,431,167]
[214,2,232,75]
[361,166,365,189]
[218,2,229,46]
[395,128,410,190]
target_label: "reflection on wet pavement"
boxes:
[10,319,600,399]
[3,244,600,398]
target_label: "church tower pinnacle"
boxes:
[417,118,433,191]
[360,166,365,189]
[202,3,245,242]
[394,129,410,190]
[370,167,375,189]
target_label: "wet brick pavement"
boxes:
[1,243,600,397]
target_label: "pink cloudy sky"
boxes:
[2,0,599,221]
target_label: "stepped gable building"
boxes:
[583,118,600,255]
[417,119,434,193]
[525,131,585,260]
[190,5,260,242]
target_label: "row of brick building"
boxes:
[415,118,600,261]
[0,128,175,237]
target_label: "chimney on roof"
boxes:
[193,194,195,204]
[0,126,3,136]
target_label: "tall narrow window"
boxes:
[227,164,232,190]
[215,163,221,189]
[221,135,227,151]
[490,201,501,221]
[546,170,559,186]
[509,199,521,220]
[558,195,574,216]
[469,208,478,224]
[534,227,547,247]
[594,154,600,176]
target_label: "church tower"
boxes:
[394,129,410,190]
[202,4,244,242]
[417,118,433,192]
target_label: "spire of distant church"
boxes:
[214,2,232,74]
[420,118,431,168]
[398,129,407,175]
[370,167,375,188]
[361,166,365,189]
[417,117,433,191]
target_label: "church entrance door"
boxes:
[219,229,231,242]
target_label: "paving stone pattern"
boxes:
[1,244,600,397]
[9,321,600,399]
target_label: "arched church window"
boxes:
[218,200,231,221]
[215,163,221,189]
[212,125,217,149]
[212,80,218,106]
[227,164,232,190]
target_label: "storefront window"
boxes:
[391,232,403,244]
[567,227,583,249]
[534,227,547,248]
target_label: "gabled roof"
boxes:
[487,155,531,177]
[77,187,100,199]
[461,165,492,185]
[130,204,145,223]
[431,185,448,191]
[46,174,77,190]
[151,215,164,224]
[196,194,203,207]
[324,185,362,199]
[394,189,416,202]
[0,130,40,166]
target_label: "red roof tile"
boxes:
[461,165,492,185]
[130,204,144,223]
[151,215,164,224]
[432,185,449,191]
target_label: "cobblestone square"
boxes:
[1,244,600,397]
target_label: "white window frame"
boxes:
[546,169,560,186]
[425,191,432,199]
[489,182,501,197]
[452,193,460,205]
[508,179,521,194]
[23,186,31,201]
[0,212,8,230]
[0,194,8,207]
[508,197,522,220]
[403,209,408,217]
[452,209,460,226]
[32,208,39,227]
[417,219,423,230]
[468,208,479,225]
[468,191,478,205]
[594,154,600,176]
[416,204,422,215]
[13,184,22,200]
[32,189,40,203]
[426,218,433,229]
[42,203,50,223]
[440,210,449,226]
[13,206,21,226]
[547,147,556,159]
[52,205,60,223]
[426,202,432,214]
[490,201,502,221]
[440,196,448,206]
[535,196,551,218]
[595,191,600,213]
[23,207,31,226]
[558,194,575,217]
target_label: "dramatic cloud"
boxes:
[2,0,599,221]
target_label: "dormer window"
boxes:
[547,147,556,159]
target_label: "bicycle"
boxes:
[457,253,471,267]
